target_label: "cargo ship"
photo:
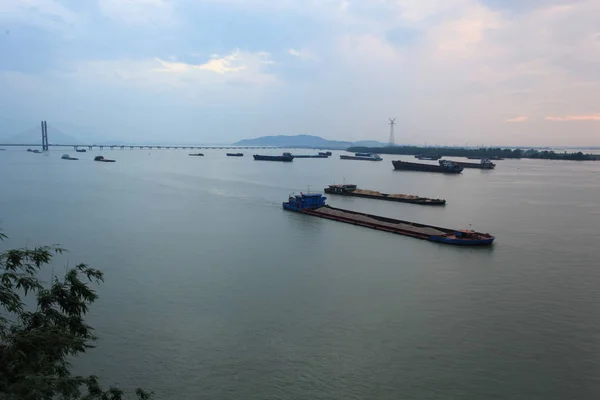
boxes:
[467,156,504,160]
[253,152,294,162]
[324,184,446,205]
[227,153,243,157]
[282,192,494,246]
[392,159,463,173]
[340,153,383,161]
[440,158,495,169]
[415,154,441,160]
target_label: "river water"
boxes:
[1,149,600,399]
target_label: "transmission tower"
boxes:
[388,117,396,146]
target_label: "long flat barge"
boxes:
[283,193,494,246]
[324,184,446,205]
[440,159,495,169]
[292,154,329,158]
[340,153,383,161]
[392,160,463,173]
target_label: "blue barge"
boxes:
[283,193,494,246]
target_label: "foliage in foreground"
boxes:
[0,231,152,399]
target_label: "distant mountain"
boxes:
[233,135,386,149]
[0,124,83,145]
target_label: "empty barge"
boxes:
[283,193,494,246]
[324,184,446,205]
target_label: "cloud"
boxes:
[97,0,173,26]
[505,116,528,123]
[0,0,81,30]
[546,115,600,122]
[287,48,315,61]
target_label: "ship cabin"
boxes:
[283,192,327,211]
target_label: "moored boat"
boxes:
[415,154,441,160]
[440,158,495,169]
[340,153,383,161]
[253,152,294,162]
[392,159,463,173]
[94,156,116,163]
[324,184,446,205]
[227,153,244,157]
[282,192,494,246]
[292,154,329,158]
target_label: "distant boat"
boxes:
[319,151,332,156]
[75,149,87,153]
[324,184,446,205]
[415,154,441,160]
[227,153,244,157]
[392,159,463,173]
[94,155,116,163]
[292,154,329,158]
[32,150,42,154]
[61,154,78,160]
[189,153,204,156]
[253,152,294,162]
[440,158,495,169]
[26,148,34,152]
[340,153,383,161]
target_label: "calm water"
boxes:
[1,149,600,399]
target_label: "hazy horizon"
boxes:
[1,0,599,146]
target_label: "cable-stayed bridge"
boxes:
[0,121,274,150]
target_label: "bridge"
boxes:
[0,121,275,151]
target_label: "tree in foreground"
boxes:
[0,231,152,399]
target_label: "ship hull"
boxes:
[283,204,493,246]
[253,155,294,162]
[340,155,382,161]
[392,160,463,173]
[324,188,445,205]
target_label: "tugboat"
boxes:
[440,158,495,169]
[94,155,116,163]
[227,153,244,157]
[253,152,294,162]
[61,154,78,160]
[282,192,494,246]
[392,159,463,173]
[340,153,383,161]
[324,184,446,205]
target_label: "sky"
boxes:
[0,0,599,146]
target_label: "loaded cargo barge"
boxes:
[440,158,495,169]
[283,193,494,246]
[324,184,446,205]
[392,159,463,173]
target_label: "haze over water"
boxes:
[2,150,600,399]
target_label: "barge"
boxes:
[392,159,463,173]
[253,152,294,162]
[340,153,383,161]
[94,156,116,163]
[324,184,446,205]
[441,158,495,169]
[227,153,243,157]
[415,154,441,160]
[292,154,329,158]
[282,193,494,246]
